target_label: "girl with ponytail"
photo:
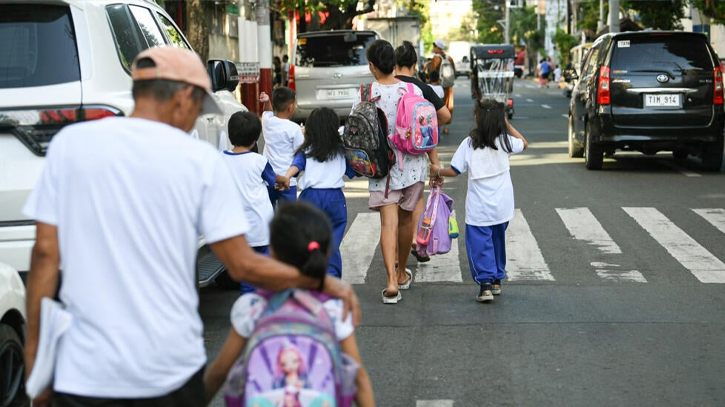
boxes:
[204,202,375,407]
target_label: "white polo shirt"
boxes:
[23,117,249,398]
[292,151,356,190]
[450,135,525,227]
[261,111,304,187]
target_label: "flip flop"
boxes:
[410,248,430,263]
[398,268,413,290]
[382,289,402,304]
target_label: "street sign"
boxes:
[237,62,259,84]
[226,4,238,15]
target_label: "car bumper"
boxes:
[294,104,352,122]
[0,224,35,273]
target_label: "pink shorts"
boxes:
[369,182,424,212]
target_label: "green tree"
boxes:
[276,0,376,32]
[553,28,578,66]
[509,5,544,76]
[448,12,477,42]
[691,0,725,25]
[576,0,606,32]
[472,0,504,44]
[622,0,685,30]
[395,0,435,53]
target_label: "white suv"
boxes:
[0,0,245,287]
[0,262,26,407]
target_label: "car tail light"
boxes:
[507,98,514,109]
[597,66,610,105]
[1,105,122,156]
[714,64,723,105]
[288,65,296,91]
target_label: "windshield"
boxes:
[0,5,80,89]
[296,33,376,67]
[612,36,712,72]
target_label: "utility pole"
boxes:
[609,0,620,33]
[256,0,272,114]
[505,0,510,44]
[598,0,604,32]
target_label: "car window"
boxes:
[0,4,80,89]
[156,13,189,49]
[296,33,376,67]
[584,46,600,77]
[107,5,147,72]
[611,36,712,72]
[129,5,166,48]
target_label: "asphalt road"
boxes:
[201,77,725,407]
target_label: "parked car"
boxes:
[563,42,592,97]
[567,31,724,171]
[0,262,27,407]
[0,0,245,288]
[290,30,377,122]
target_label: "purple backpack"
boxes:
[222,289,359,407]
[416,186,454,257]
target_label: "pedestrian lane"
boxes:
[340,207,725,285]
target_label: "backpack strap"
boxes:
[429,186,441,227]
[360,83,367,103]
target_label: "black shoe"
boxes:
[476,283,494,302]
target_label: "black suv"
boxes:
[567,32,724,171]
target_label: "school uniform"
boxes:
[450,136,525,285]
[262,111,305,207]
[292,151,357,278]
[220,150,277,294]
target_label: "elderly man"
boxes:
[429,39,456,134]
[23,48,359,407]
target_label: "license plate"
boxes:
[644,94,680,107]
[320,89,353,100]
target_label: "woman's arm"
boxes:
[204,329,247,404]
[340,334,375,407]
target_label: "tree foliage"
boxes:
[691,0,725,25]
[472,0,504,44]
[447,12,478,43]
[553,28,578,66]
[509,5,545,76]
[276,0,376,31]
[395,0,435,53]
[622,0,685,30]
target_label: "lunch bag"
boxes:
[416,186,455,257]
[222,289,359,407]
[389,82,438,168]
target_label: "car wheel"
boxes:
[701,138,724,172]
[672,148,688,160]
[507,112,513,120]
[0,324,27,407]
[214,270,241,290]
[568,114,584,158]
[584,122,603,170]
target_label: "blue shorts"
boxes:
[240,245,270,295]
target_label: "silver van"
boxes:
[290,30,377,122]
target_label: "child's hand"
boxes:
[429,163,441,178]
[275,177,290,191]
[259,92,270,104]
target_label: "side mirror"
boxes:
[207,59,240,93]
[563,69,579,81]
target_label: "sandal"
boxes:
[410,248,430,263]
[398,268,413,290]
[382,289,402,304]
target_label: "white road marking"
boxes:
[416,237,463,283]
[624,207,725,283]
[515,93,522,97]
[417,401,454,407]
[506,209,555,281]
[526,98,534,102]
[556,208,621,254]
[693,208,725,234]
[592,262,647,283]
[658,160,701,177]
[541,104,552,109]
[340,213,380,284]
[561,114,568,118]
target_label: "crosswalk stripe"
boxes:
[340,213,380,284]
[693,208,725,234]
[506,209,555,281]
[417,401,454,407]
[624,207,725,283]
[416,237,463,283]
[556,208,621,254]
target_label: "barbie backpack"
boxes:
[389,82,438,170]
[222,289,359,407]
[416,186,455,257]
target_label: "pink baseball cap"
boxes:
[131,47,222,115]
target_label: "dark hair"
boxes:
[394,40,418,68]
[283,55,289,62]
[296,107,343,162]
[272,87,296,112]
[471,99,512,152]
[269,202,331,282]
[228,111,262,147]
[429,70,440,83]
[366,39,395,75]
[132,57,205,103]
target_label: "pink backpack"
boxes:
[389,82,438,169]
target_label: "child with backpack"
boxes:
[203,202,375,407]
[221,111,287,295]
[281,107,358,279]
[428,71,445,137]
[260,88,305,207]
[430,99,528,303]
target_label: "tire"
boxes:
[584,122,603,170]
[214,270,241,290]
[568,114,584,158]
[672,148,688,160]
[507,112,513,120]
[0,324,27,407]
[701,138,724,172]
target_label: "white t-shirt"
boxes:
[220,151,276,247]
[231,291,354,340]
[554,67,562,82]
[450,135,525,227]
[429,83,445,99]
[292,151,355,190]
[351,82,428,192]
[22,117,249,398]
[262,111,305,187]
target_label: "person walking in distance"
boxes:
[429,39,456,134]
[22,47,359,407]
[351,39,427,304]
[539,58,551,88]
[431,99,528,302]
[393,40,447,263]
[282,54,290,86]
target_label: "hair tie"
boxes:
[307,241,320,252]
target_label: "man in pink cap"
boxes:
[23,47,360,407]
